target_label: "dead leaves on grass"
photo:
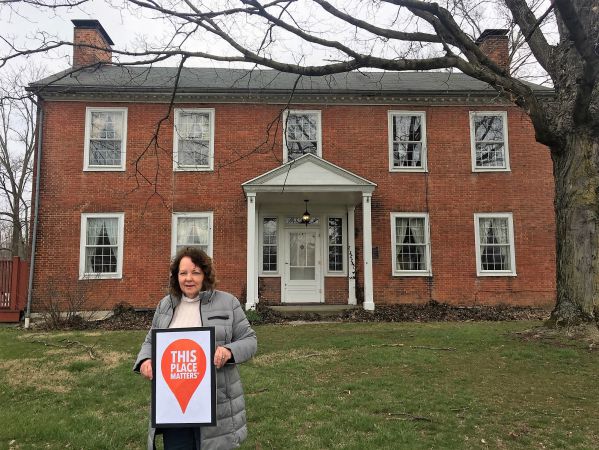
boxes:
[0,335,129,394]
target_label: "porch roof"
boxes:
[242,154,376,205]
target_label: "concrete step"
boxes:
[267,304,359,317]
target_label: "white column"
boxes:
[362,193,375,311]
[254,209,260,305]
[246,193,257,310]
[347,206,357,305]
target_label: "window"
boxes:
[474,213,516,276]
[388,111,427,171]
[172,213,213,256]
[391,213,431,276]
[470,111,510,171]
[79,213,124,279]
[84,108,127,170]
[328,217,344,273]
[262,217,278,273]
[173,109,215,171]
[283,110,321,161]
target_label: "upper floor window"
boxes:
[388,111,427,171]
[171,212,213,256]
[173,109,214,171]
[470,111,510,171]
[84,108,127,171]
[474,213,516,276]
[79,213,124,279]
[283,110,321,161]
[391,213,431,276]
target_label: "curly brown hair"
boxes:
[169,247,217,297]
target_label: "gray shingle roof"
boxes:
[29,66,551,96]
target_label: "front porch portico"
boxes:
[242,154,376,311]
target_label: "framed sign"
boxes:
[152,327,216,427]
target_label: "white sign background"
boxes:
[153,328,215,426]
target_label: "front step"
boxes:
[267,304,359,318]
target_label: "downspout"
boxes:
[24,100,43,329]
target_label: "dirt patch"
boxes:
[0,358,75,393]
[515,323,599,349]
[252,348,340,367]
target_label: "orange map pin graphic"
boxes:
[161,339,207,413]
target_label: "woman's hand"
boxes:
[214,346,232,369]
[140,359,153,380]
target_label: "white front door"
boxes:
[283,229,322,303]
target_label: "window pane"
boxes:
[393,115,421,141]
[479,218,511,271]
[474,115,504,141]
[263,218,278,271]
[178,140,209,166]
[476,143,505,167]
[177,217,209,246]
[328,218,343,271]
[90,140,122,166]
[178,112,210,140]
[91,111,123,140]
[85,217,119,274]
[393,143,422,167]
[286,113,318,159]
[395,217,428,271]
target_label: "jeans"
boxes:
[162,427,201,450]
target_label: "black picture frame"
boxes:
[151,327,216,428]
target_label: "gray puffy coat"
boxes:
[133,290,257,450]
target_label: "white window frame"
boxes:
[388,111,427,172]
[326,215,346,276]
[171,212,213,257]
[173,108,215,171]
[474,213,517,276]
[470,111,510,172]
[83,107,128,171]
[390,212,432,276]
[259,215,280,276]
[283,110,322,162]
[79,212,124,280]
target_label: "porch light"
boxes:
[301,199,311,226]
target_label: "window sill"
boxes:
[174,167,214,172]
[389,167,428,173]
[392,271,432,277]
[476,271,517,277]
[79,273,122,280]
[84,166,126,172]
[472,167,511,172]
[259,273,281,277]
[325,272,347,277]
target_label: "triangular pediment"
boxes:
[242,154,376,193]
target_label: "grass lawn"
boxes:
[0,321,598,449]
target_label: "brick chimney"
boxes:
[475,29,509,73]
[72,19,114,68]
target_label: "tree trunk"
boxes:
[10,204,25,259]
[549,128,599,326]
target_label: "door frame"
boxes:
[281,224,324,304]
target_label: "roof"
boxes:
[29,67,552,100]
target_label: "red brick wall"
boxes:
[258,277,281,305]
[32,100,556,310]
[324,277,349,304]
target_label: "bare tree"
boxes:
[1,0,598,326]
[0,67,40,258]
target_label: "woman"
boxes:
[134,247,257,450]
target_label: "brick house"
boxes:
[27,20,556,312]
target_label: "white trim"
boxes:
[390,212,432,276]
[325,215,347,276]
[79,212,124,279]
[469,111,510,172]
[83,107,127,171]
[171,212,214,257]
[246,194,257,310]
[347,206,357,305]
[173,108,215,171]
[388,111,427,172]
[362,194,374,311]
[282,110,322,162]
[474,212,517,276]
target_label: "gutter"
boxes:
[24,100,43,328]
